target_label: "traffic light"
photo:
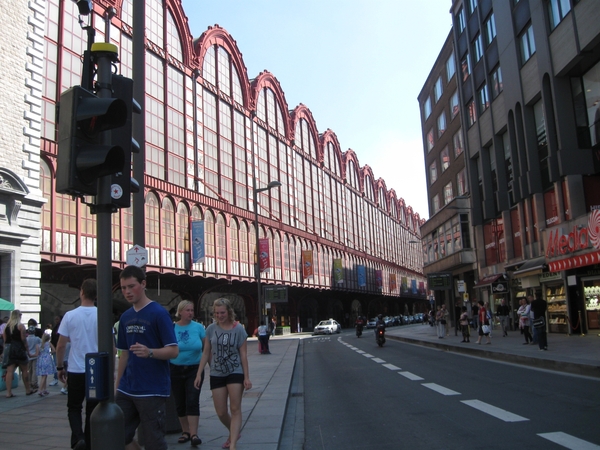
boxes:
[56,86,127,196]
[110,74,141,208]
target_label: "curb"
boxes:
[386,334,600,379]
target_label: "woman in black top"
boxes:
[2,309,36,397]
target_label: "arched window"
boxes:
[239,221,249,277]
[166,11,183,62]
[146,192,160,265]
[230,219,239,275]
[289,237,297,282]
[176,202,190,269]
[40,160,52,252]
[283,235,290,281]
[162,198,175,268]
[216,214,227,274]
[273,231,281,280]
[204,211,215,273]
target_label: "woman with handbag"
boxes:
[2,309,36,397]
[518,298,533,345]
[476,300,491,344]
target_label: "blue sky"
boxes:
[181,0,453,219]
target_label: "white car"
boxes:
[313,319,341,335]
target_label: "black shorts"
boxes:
[210,373,244,390]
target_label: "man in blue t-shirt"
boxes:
[116,266,178,450]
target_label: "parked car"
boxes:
[366,318,378,329]
[313,319,341,335]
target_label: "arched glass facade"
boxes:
[39,0,424,298]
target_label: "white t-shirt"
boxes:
[57,306,98,373]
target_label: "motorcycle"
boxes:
[376,324,386,347]
[356,323,363,337]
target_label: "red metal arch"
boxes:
[342,149,363,192]
[289,103,320,157]
[320,129,345,178]
[374,178,389,211]
[251,71,292,139]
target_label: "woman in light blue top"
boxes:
[170,300,206,447]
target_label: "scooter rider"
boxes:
[355,315,365,336]
[375,314,386,333]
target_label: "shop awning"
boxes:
[513,256,547,278]
[474,274,509,294]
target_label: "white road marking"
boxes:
[362,353,374,358]
[461,399,529,422]
[398,371,424,381]
[349,347,358,350]
[382,363,401,371]
[422,383,460,396]
[355,350,365,354]
[372,358,386,363]
[538,432,600,449]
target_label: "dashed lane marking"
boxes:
[538,432,600,449]
[422,383,461,396]
[362,353,374,358]
[382,363,401,371]
[398,371,424,381]
[461,399,529,422]
[355,350,366,354]
[371,358,386,363]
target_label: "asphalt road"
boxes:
[301,330,600,450]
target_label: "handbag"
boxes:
[532,317,545,329]
[482,324,491,334]
[440,319,447,325]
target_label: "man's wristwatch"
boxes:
[148,349,154,359]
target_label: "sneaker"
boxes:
[61,387,68,395]
[49,380,58,386]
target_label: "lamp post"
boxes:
[253,180,281,329]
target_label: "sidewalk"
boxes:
[386,322,600,378]
[0,336,299,450]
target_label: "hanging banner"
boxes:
[401,276,408,294]
[357,265,366,287]
[375,270,383,289]
[411,279,418,294]
[389,273,397,291]
[333,258,344,284]
[302,250,314,279]
[419,281,426,295]
[259,238,270,272]
[191,220,205,264]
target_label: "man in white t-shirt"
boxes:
[56,279,98,450]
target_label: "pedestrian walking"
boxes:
[56,279,99,450]
[36,333,55,396]
[2,309,36,397]
[476,300,491,344]
[49,315,62,386]
[194,298,252,450]
[530,293,548,351]
[170,300,206,447]
[496,298,510,336]
[459,306,470,343]
[26,324,41,389]
[116,265,179,450]
[257,321,270,354]
[269,316,276,337]
[518,298,533,344]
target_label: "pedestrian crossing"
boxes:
[338,337,599,449]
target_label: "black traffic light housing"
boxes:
[110,74,141,208]
[56,86,127,197]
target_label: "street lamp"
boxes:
[253,180,281,329]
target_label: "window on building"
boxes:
[437,111,447,137]
[456,7,466,33]
[432,194,440,214]
[447,52,456,80]
[548,0,572,30]
[444,182,454,205]
[430,161,438,184]
[502,132,515,207]
[461,54,471,82]
[467,100,477,127]
[453,129,464,157]
[491,65,503,98]
[478,83,490,113]
[440,146,450,172]
[485,13,497,45]
[468,0,477,15]
[570,60,600,148]
[424,97,432,119]
[427,128,435,152]
[457,169,467,196]
[450,91,460,119]
[473,34,484,62]
[534,100,550,189]
[520,24,536,63]
[434,76,443,103]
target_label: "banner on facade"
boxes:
[333,258,344,284]
[357,265,366,287]
[302,250,314,279]
[375,270,383,289]
[191,220,205,264]
[259,238,270,272]
[411,279,418,294]
[401,276,408,293]
[389,273,397,291]
[419,281,426,295]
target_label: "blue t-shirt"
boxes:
[170,321,205,366]
[117,301,178,397]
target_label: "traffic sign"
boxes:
[126,245,147,267]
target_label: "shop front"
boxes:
[474,273,509,315]
[539,271,568,334]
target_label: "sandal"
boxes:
[178,432,191,444]
[222,434,241,449]
[26,389,38,396]
[190,435,202,447]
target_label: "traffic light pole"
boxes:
[89,44,125,450]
